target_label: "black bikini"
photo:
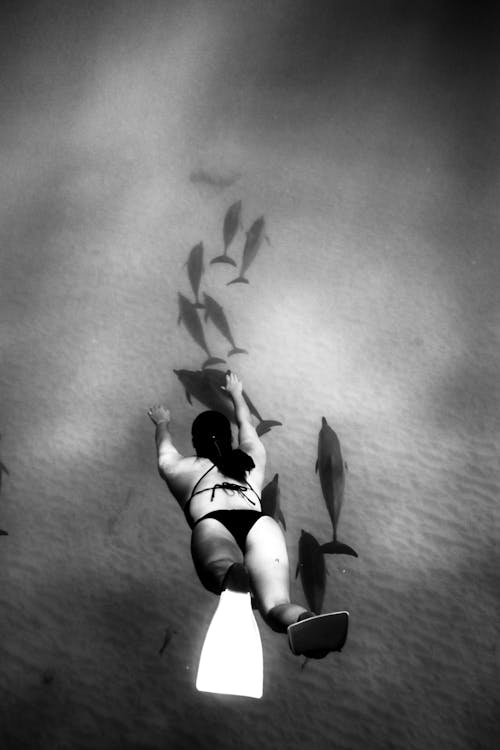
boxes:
[184,464,265,551]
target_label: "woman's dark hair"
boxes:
[191,410,254,482]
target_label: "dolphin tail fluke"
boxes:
[202,357,226,368]
[210,255,237,266]
[319,541,358,558]
[227,276,249,286]
[228,347,248,357]
[256,420,282,437]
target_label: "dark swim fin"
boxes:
[288,611,349,657]
[196,588,263,698]
[319,541,358,557]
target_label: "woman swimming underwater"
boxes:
[148,371,344,658]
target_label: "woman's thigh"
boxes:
[190,518,244,592]
[244,516,291,613]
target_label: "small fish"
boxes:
[296,530,325,614]
[107,488,134,535]
[0,460,8,494]
[185,242,205,308]
[316,417,358,557]
[203,294,247,357]
[0,435,8,495]
[0,530,8,536]
[41,669,55,685]
[189,168,241,190]
[211,201,242,266]
[177,293,225,369]
[261,474,286,529]
[227,216,270,285]
[173,368,282,436]
[159,627,175,655]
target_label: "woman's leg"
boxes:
[244,516,309,632]
[190,518,244,595]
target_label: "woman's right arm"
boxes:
[222,372,265,463]
[148,405,183,477]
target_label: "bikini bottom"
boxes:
[191,509,265,552]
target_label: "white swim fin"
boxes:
[196,589,263,698]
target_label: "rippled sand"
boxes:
[1,3,499,749]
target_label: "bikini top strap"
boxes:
[188,463,216,500]
[244,478,261,503]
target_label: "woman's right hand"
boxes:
[222,370,243,397]
[148,405,171,425]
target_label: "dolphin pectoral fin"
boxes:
[202,357,226,368]
[278,510,287,531]
[256,420,282,437]
[319,541,358,558]
[184,389,193,405]
[202,356,226,368]
[210,255,237,266]
[228,347,248,357]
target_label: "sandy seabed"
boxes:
[1,3,499,749]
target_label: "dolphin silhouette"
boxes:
[173,368,282,437]
[261,474,286,529]
[316,417,358,557]
[189,168,241,190]
[203,294,247,357]
[211,200,242,266]
[296,530,325,614]
[177,293,225,368]
[185,242,205,308]
[227,216,270,285]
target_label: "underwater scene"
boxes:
[0,2,498,749]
